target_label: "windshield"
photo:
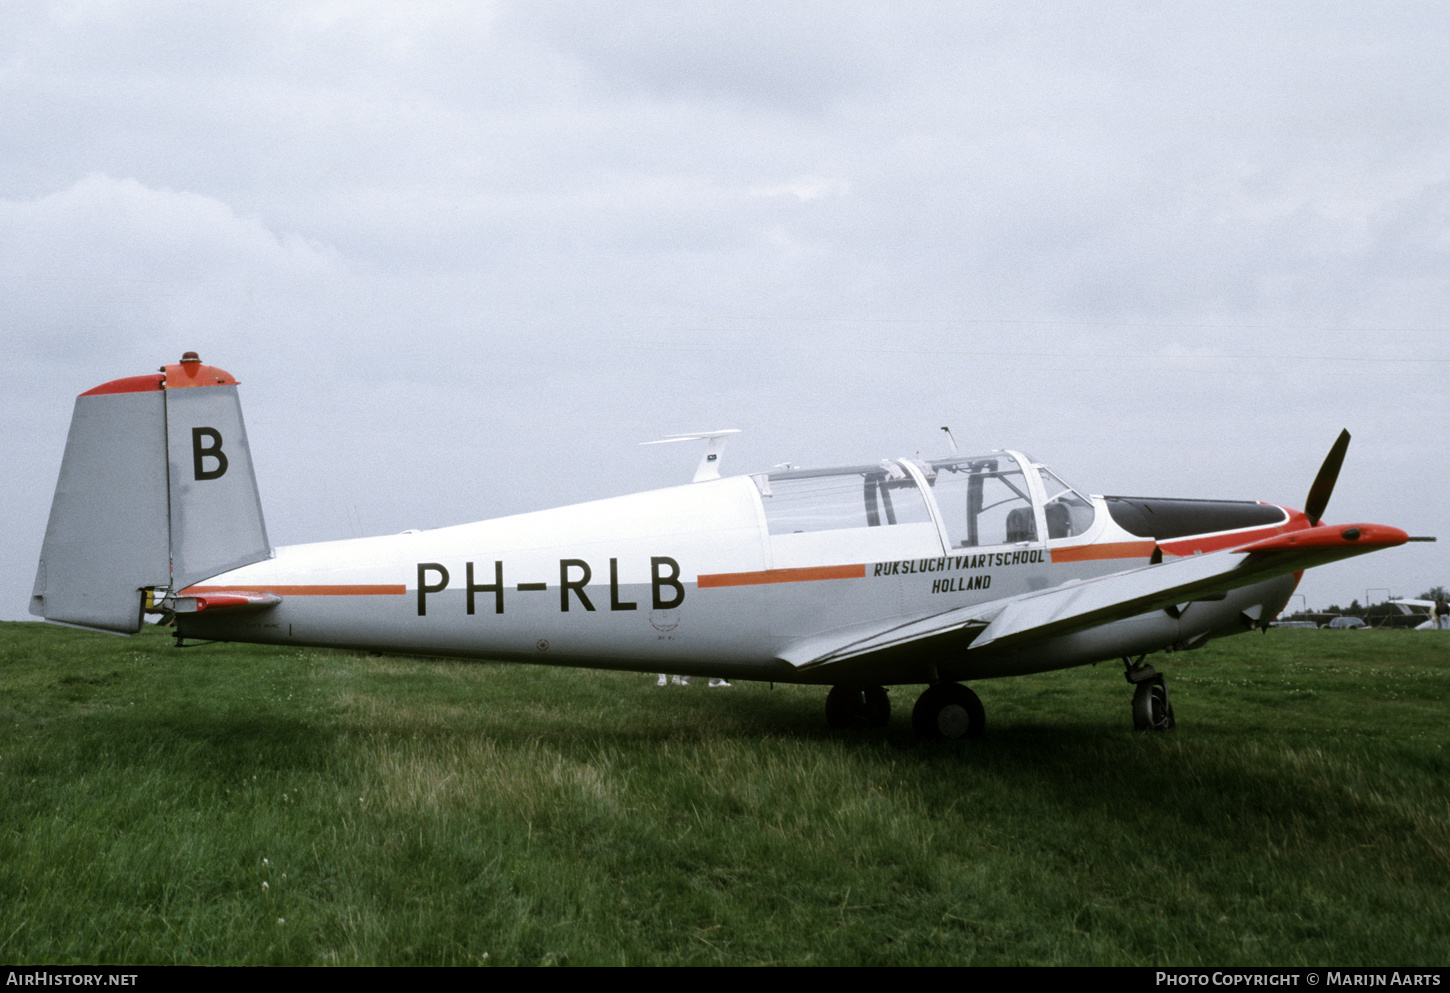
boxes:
[920,453,1037,548]
[1037,468,1096,539]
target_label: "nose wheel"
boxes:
[911,682,986,740]
[1125,657,1175,731]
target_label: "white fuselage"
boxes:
[180,463,1299,685]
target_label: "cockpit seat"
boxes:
[1005,507,1035,544]
[1046,502,1073,539]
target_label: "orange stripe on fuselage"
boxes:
[697,564,866,588]
[1049,541,1156,563]
[181,584,406,596]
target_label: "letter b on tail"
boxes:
[191,427,229,480]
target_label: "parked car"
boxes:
[1324,616,1367,629]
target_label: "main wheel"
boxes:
[825,685,891,729]
[1132,678,1175,731]
[912,683,986,740]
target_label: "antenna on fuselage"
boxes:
[641,429,742,482]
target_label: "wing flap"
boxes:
[777,606,995,670]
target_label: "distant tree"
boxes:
[1419,586,1448,601]
[1348,599,1362,614]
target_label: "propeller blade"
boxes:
[1304,429,1351,526]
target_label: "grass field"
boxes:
[1,621,1447,966]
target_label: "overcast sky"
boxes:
[4,0,1446,625]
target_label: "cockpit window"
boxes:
[755,463,933,535]
[1038,469,1096,539]
[924,453,1037,548]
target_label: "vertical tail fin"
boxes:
[30,353,271,634]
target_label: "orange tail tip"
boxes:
[78,353,237,397]
[163,351,238,388]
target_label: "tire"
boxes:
[861,685,890,728]
[912,683,986,740]
[826,684,891,729]
[1132,679,1175,731]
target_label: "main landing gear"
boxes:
[826,681,986,739]
[826,661,1172,738]
[912,682,986,740]
[1124,656,1175,731]
[824,684,891,729]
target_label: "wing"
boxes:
[779,522,1408,671]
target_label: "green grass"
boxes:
[1,623,1447,965]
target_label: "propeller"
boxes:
[1303,429,1350,527]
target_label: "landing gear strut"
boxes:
[911,682,985,740]
[1124,656,1175,731]
[825,684,891,729]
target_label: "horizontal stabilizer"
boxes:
[171,590,282,613]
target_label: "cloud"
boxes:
[2,3,1447,619]
[0,173,355,372]
[502,0,938,115]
